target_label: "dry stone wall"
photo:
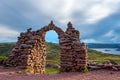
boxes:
[6,21,87,74]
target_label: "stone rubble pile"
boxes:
[88,60,120,71]
[6,21,87,74]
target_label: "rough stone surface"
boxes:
[88,60,120,71]
[6,21,87,74]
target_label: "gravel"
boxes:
[0,66,120,80]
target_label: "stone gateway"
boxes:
[6,21,87,74]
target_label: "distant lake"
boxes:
[90,48,120,55]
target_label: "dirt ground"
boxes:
[0,66,120,80]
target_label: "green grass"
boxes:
[0,42,15,56]
[46,60,60,64]
[45,42,60,63]
[0,56,7,59]
[45,67,60,74]
[88,49,120,64]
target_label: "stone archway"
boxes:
[6,21,87,74]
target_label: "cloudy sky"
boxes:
[0,0,120,43]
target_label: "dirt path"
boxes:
[0,66,120,80]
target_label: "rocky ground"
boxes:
[0,66,120,80]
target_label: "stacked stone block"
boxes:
[60,22,87,72]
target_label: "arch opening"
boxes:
[45,30,60,74]
[45,30,59,43]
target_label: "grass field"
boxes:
[0,42,120,74]
[88,49,120,64]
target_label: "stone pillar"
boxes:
[60,22,87,72]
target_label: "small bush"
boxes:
[84,66,89,73]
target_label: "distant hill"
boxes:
[45,42,60,62]
[87,43,120,48]
[0,42,120,65]
[0,42,60,61]
[1,42,120,56]
[0,42,16,56]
